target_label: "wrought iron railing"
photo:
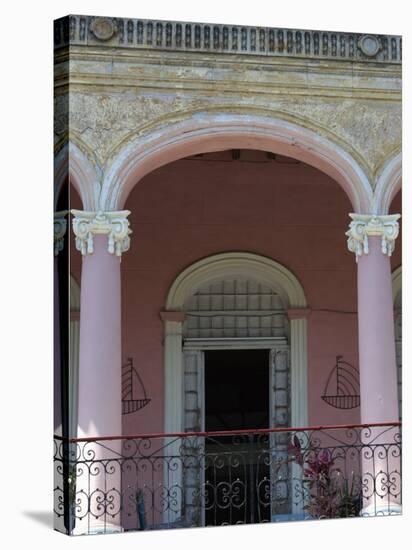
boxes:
[54,422,401,535]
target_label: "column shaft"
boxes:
[162,318,184,523]
[357,236,398,423]
[289,318,309,429]
[77,234,122,438]
[354,232,401,516]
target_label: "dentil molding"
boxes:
[71,210,131,257]
[346,213,400,261]
[54,210,68,256]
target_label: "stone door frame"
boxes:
[182,337,290,526]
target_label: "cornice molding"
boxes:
[71,209,131,257]
[346,213,400,261]
[54,15,401,65]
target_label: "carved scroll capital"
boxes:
[54,210,68,256]
[71,210,132,257]
[346,213,400,262]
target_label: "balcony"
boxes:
[54,422,401,535]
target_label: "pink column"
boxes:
[347,213,401,516]
[77,234,122,438]
[357,236,398,424]
[72,210,131,534]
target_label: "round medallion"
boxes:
[358,35,380,57]
[90,17,116,41]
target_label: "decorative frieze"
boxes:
[71,210,131,257]
[346,213,400,261]
[54,210,68,256]
[54,15,402,64]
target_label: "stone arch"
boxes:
[373,152,402,214]
[55,141,101,210]
[101,112,373,213]
[166,252,307,310]
[163,252,308,434]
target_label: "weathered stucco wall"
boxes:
[55,16,402,205]
[64,87,401,185]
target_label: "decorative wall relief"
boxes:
[121,358,151,415]
[321,355,360,409]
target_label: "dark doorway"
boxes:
[204,350,271,526]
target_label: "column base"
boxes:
[88,524,123,536]
[72,520,123,536]
[360,503,402,517]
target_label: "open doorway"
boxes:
[204,349,270,525]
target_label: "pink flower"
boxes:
[318,449,333,465]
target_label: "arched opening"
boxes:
[162,251,307,525]
[121,146,359,433]
[119,143,360,527]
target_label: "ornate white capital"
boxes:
[71,210,132,257]
[346,213,400,261]
[54,210,68,256]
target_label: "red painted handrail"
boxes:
[54,421,401,444]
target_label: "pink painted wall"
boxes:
[69,150,402,436]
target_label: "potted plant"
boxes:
[288,435,361,519]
